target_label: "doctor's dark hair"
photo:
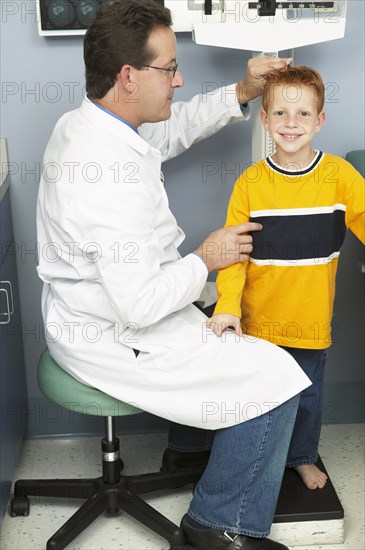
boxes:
[262,66,325,114]
[84,0,172,99]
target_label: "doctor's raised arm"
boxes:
[139,54,291,161]
[36,2,310,549]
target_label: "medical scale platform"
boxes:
[271,457,344,545]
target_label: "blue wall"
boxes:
[1,1,364,434]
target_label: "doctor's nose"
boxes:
[172,69,184,88]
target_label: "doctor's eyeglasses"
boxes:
[139,62,179,79]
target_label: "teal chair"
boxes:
[11,349,202,550]
[346,149,365,177]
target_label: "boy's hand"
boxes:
[236,56,292,104]
[207,314,243,338]
[194,222,262,272]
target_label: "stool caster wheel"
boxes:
[10,496,30,517]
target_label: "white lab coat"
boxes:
[36,85,310,429]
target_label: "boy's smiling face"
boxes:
[261,84,326,166]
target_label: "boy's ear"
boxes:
[260,108,269,130]
[315,111,326,133]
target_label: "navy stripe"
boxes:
[250,211,347,261]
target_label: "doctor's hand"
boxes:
[194,221,262,272]
[236,56,292,104]
[207,313,243,338]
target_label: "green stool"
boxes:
[11,350,202,550]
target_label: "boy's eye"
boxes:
[275,111,285,116]
[300,111,311,117]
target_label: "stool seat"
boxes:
[38,349,142,417]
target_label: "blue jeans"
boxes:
[281,347,327,468]
[169,395,300,537]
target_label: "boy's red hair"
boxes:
[262,66,325,114]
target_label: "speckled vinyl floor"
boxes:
[1,423,364,550]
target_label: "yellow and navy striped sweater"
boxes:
[214,151,365,349]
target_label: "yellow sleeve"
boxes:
[345,165,365,244]
[214,174,250,317]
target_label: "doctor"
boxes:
[37,1,310,548]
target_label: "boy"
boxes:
[209,66,364,489]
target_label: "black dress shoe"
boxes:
[181,515,289,550]
[160,448,211,472]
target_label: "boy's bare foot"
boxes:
[295,464,328,489]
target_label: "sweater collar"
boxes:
[265,150,324,176]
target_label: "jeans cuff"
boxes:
[168,444,212,452]
[286,458,318,468]
[187,511,269,538]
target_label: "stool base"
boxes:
[11,432,204,550]
[11,470,202,550]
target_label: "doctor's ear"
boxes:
[119,65,136,91]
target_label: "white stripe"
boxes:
[250,252,340,267]
[250,205,346,218]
